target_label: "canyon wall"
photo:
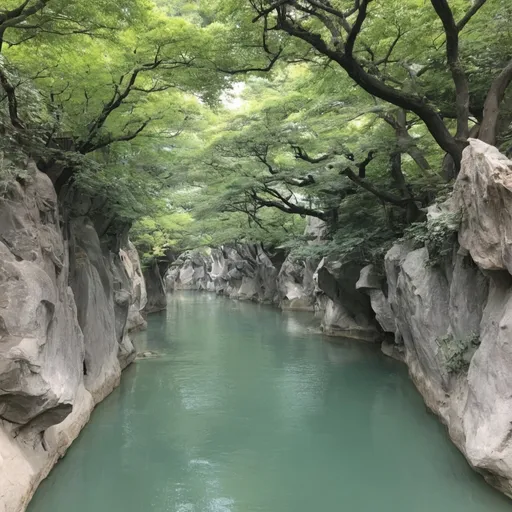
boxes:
[379,140,512,496]
[0,164,147,512]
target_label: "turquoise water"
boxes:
[29,292,512,512]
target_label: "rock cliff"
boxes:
[376,140,512,495]
[0,164,147,512]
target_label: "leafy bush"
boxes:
[436,332,481,374]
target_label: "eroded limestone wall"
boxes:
[0,165,146,512]
[367,140,512,496]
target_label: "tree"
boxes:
[167,63,441,263]
[244,0,512,171]
[1,3,231,192]
[0,0,148,52]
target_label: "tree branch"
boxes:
[457,0,487,32]
[430,0,469,141]
[0,66,24,129]
[80,119,154,154]
[250,188,326,220]
[339,167,409,207]
[292,145,329,163]
[345,0,371,58]
[216,48,282,75]
[266,5,463,168]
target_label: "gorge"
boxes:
[2,0,512,511]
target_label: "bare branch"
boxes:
[457,0,487,32]
[430,0,469,141]
[345,0,371,58]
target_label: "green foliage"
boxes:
[0,153,33,195]
[131,210,198,266]
[283,191,402,271]
[402,207,461,266]
[436,332,481,374]
[1,0,510,268]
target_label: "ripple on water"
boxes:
[28,292,512,512]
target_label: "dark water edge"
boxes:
[29,291,512,512]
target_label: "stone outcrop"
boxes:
[455,140,512,273]
[276,256,316,311]
[166,244,280,304]
[314,259,380,341]
[120,242,147,333]
[143,260,167,313]
[0,164,146,512]
[166,250,211,291]
[356,264,395,335]
[276,217,322,311]
[374,139,512,496]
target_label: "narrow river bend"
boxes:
[29,292,512,512]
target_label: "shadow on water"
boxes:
[29,291,512,512]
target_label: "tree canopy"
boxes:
[1,0,511,267]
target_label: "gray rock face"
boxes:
[120,242,147,333]
[314,258,380,341]
[167,250,212,291]
[0,173,82,429]
[454,139,512,273]
[68,218,122,402]
[0,166,146,512]
[380,141,512,496]
[166,244,281,304]
[143,260,167,313]
[277,256,316,311]
[356,264,395,334]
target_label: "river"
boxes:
[28,292,512,512]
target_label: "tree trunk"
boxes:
[479,59,512,145]
[392,110,432,175]
[0,66,23,129]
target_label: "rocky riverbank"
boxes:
[0,164,147,512]
[165,140,512,497]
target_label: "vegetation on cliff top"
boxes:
[1,0,511,266]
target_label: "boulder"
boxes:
[164,250,212,291]
[277,256,316,311]
[454,138,512,273]
[356,264,395,334]
[120,242,147,333]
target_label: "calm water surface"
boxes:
[29,292,512,512]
